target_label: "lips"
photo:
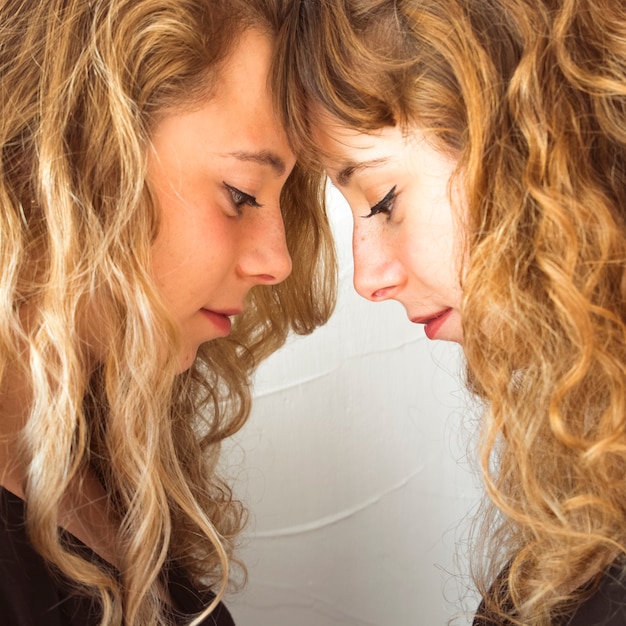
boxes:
[411,308,453,340]
[200,308,242,337]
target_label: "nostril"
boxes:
[371,286,395,300]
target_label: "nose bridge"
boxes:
[352,217,397,300]
[242,202,292,284]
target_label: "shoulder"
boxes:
[474,563,626,626]
[566,565,626,626]
[0,486,52,587]
[0,487,64,624]
[168,562,236,626]
[0,486,101,625]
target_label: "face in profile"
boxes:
[313,117,465,343]
[148,29,295,370]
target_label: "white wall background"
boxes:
[224,186,483,626]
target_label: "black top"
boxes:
[0,486,235,625]
[474,563,626,625]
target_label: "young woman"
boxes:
[0,0,336,624]
[277,0,626,624]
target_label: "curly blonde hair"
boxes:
[0,0,336,624]
[276,0,626,623]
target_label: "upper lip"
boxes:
[202,307,243,317]
[410,308,450,325]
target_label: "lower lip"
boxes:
[423,309,453,340]
[200,309,232,337]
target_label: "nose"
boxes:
[352,219,403,301]
[238,205,292,285]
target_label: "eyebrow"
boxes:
[226,150,287,176]
[335,157,390,187]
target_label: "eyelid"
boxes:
[363,185,397,219]
[223,182,262,213]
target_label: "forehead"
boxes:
[149,27,296,179]
[310,114,412,185]
[312,115,392,153]
[310,106,460,188]
[210,29,274,130]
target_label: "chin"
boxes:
[448,331,464,345]
[446,328,464,345]
[176,347,199,373]
[438,334,464,345]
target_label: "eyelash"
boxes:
[223,182,261,214]
[363,186,397,219]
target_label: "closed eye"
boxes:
[223,182,262,214]
[363,186,397,219]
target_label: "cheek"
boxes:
[400,226,453,286]
[152,204,229,273]
[150,229,189,290]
